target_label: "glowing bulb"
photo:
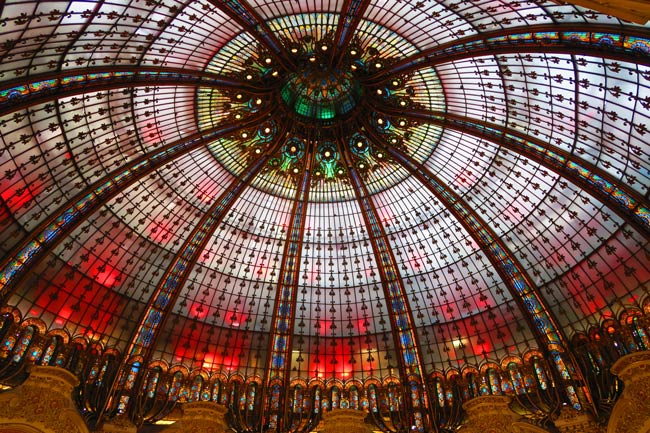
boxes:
[375,62,382,68]
[291,48,298,54]
[377,152,384,158]
[359,163,365,168]
[256,98,262,105]
[376,89,383,95]
[337,169,343,174]
[241,132,248,138]
[351,64,358,70]
[246,74,253,80]
[399,100,407,106]
[356,141,364,148]
[272,70,279,77]
[324,150,331,157]
[392,80,399,86]
[236,94,243,99]
[391,138,398,143]
[399,120,406,127]
[255,148,261,154]
[265,57,272,64]
[235,114,242,120]
[264,127,271,134]
[309,56,316,62]
[321,45,328,51]
[290,146,297,153]
[350,49,357,56]
[293,167,299,173]
[377,118,384,125]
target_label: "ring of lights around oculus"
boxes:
[280,69,361,121]
[196,14,446,202]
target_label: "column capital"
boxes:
[0,366,88,433]
[608,352,650,433]
[460,396,519,433]
[162,402,228,433]
[553,406,604,433]
[318,409,372,433]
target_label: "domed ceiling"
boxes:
[1,0,650,388]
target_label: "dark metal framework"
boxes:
[1,0,650,431]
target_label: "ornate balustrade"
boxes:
[2,303,650,432]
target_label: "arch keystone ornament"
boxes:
[608,351,650,433]
[0,366,88,433]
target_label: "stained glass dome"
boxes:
[1,0,650,431]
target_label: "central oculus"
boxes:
[280,68,362,121]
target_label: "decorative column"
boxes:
[552,407,604,433]
[457,393,608,433]
[161,402,228,433]
[607,351,650,433]
[317,409,372,433]
[0,366,89,433]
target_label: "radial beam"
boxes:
[367,24,650,82]
[369,131,586,409]
[0,66,266,118]
[380,107,650,239]
[126,123,288,362]
[104,121,288,423]
[0,108,272,303]
[262,151,312,433]
[207,0,295,71]
[332,0,372,66]
[342,149,430,431]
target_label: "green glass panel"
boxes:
[280,69,361,121]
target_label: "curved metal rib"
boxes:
[378,107,650,239]
[0,108,272,302]
[366,24,650,83]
